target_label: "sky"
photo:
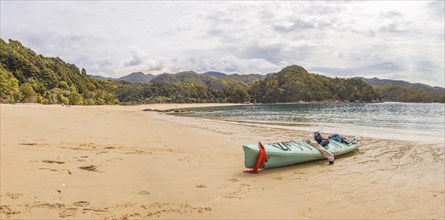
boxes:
[1,1,444,87]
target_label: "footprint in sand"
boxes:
[32,203,76,218]
[5,192,23,200]
[133,191,150,196]
[273,176,283,180]
[73,201,90,207]
[240,183,251,188]
[32,203,65,209]
[223,190,242,199]
[98,151,110,154]
[59,208,77,218]
[79,165,99,172]
[19,143,38,146]
[227,178,239,182]
[0,205,21,216]
[38,168,59,172]
[140,202,212,217]
[42,160,65,164]
[195,184,207,188]
[178,156,191,162]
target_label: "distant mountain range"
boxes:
[92,68,444,103]
[90,72,155,83]
[358,77,445,92]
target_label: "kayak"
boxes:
[243,139,360,169]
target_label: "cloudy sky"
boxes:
[1,1,444,86]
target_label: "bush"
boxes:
[68,91,84,105]
[59,95,69,105]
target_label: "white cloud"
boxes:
[1,1,443,86]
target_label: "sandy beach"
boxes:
[1,104,443,219]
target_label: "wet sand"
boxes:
[1,104,444,219]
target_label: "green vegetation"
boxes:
[0,39,118,104]
[113,70,252,104]
[249,65,380,103]
[376,84,445,103]
[150,71,250,91]
[202,71,265,86]
[1,39,443,105]
[114,81,249,104]
[115,67,381,104]
[359,78,445,103]
[0,64,21,102]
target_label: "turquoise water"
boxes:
[177,103,445,144]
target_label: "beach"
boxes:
[1,104,444,219]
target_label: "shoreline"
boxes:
[1,104,444,219]
[168,103,444,145]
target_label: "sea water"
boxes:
[177,103,445,144]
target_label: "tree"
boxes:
[0,66,20,102]
[68,91,84,105]
[225,85,249,103]
[19,82,36,102]
[59,81,69,89]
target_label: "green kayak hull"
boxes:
[243,140,360,169]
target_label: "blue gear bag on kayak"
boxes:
[329,134,343,142]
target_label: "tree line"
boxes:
[1,39,443,105]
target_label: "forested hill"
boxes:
[201,71,266,86]
[249,65,380,103]
[113,71,262,104]
[358,77,445,103]
[115,71,252,104]
[0,39,118,104]
[151,71,249,90]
